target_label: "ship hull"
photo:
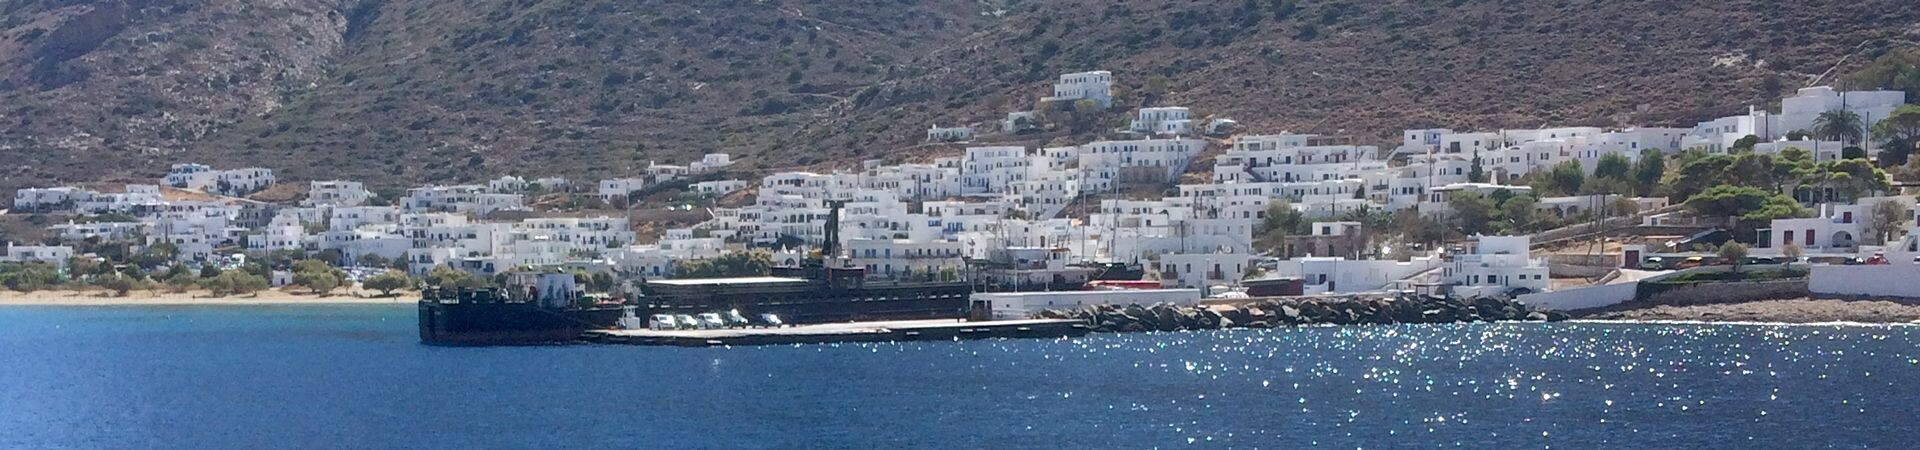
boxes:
[640,282,973,324]
[418,301,623,346]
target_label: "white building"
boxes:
[846,238,965,281]
[304,181,372,207]
[1046,70,1113,108]
[12,187,91,212]
[691,180,748,196]
[689,153,734,174]
[402,185,526,216]
[1,243,74,269]
[50,221,147,242]
[598,178,648,202]
[1157,252,1252,289]
[163,164,275,197]
[1269,256,1443,294]
[927,125,975,143]
[1444,236,1548,297]
[1130,107,1192,136]
[1759,196,1918,253]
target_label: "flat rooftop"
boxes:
[646,276,809,286]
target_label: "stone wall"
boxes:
[1638,279,1810,306]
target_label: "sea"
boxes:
[1,305,1915,449]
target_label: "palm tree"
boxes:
[1813,109,1866,146]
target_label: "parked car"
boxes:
[1641,256,1668,270]
[1674,256,1705,269]
[1744,256,1778,265]
[697,313,726,329]
[755,313,785,328]
[674,314,700,330]
[1865,252,1889,265]
[648,314,679,331]
[723,310,751,327]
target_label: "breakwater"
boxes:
[1035,295,1569,332]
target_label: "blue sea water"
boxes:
[1,305,1916,449]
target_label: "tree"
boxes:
[67,256,103,279]
[424,265,488,289]
[1813,110,1866,146]
[1718,242,1749,274]
[1543,161,1585,196]
[1593,153,1632,181]
[163,268,198,293]
[130,242,178,269]
[358,254,390,269]
[1495,193,1539,234]
[1730,135,1760,154]
[1842,146,1867,160]
[1867,200,1912,245]
[1468,149,1486,183]
[97,274,139,297]
[1873,105,1920,167]
[1685,185,1808,234]
[198,263,222,279]
[293,270,341,295]
[362,271,414,297]
[1256,202,1310,255]
[1782,243,1804,266]
[205,270,268,296]
[675,251,775,278]
[1608,196,1641,218]
[1448,191,1498,236]
[1633,150,1666,196]
[0,262,61,292]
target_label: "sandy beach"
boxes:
[0,286,416,306]
[1578,297,1920,324]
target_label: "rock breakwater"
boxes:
[1035,295,1569,333]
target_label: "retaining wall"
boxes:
[1810,264,1920,298]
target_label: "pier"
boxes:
[584,318,1089,347]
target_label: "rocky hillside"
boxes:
[3,0,1918,198]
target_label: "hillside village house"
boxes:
[1757,196,1919,253]
[13,187,88,212]
[1444,236,1549,297]
[1130,106,1193,136]
[926,125,974,143]
[598,178,647,202]
[1045,70,1114,108]
[304,181,372,207]
[1,243,75,269]
[163,163,275,197]
[1681,87,1906,153]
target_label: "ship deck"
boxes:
[583,318,1090,347]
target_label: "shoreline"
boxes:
[0,288,416,307]
[1572,297,1920,324]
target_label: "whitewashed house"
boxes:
[1444,236,1548,297]
[1045,70,1113,108]
[691,180,748,196]
[304,181,371,207]
[1,243,74,269]
[689,153,734,174]
[598,178,648,202]
[1760,196,1918,253]
[927,125,975,143]
[12,187,91,212]
[163,164,274,196]
[1130,107,1192,136]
